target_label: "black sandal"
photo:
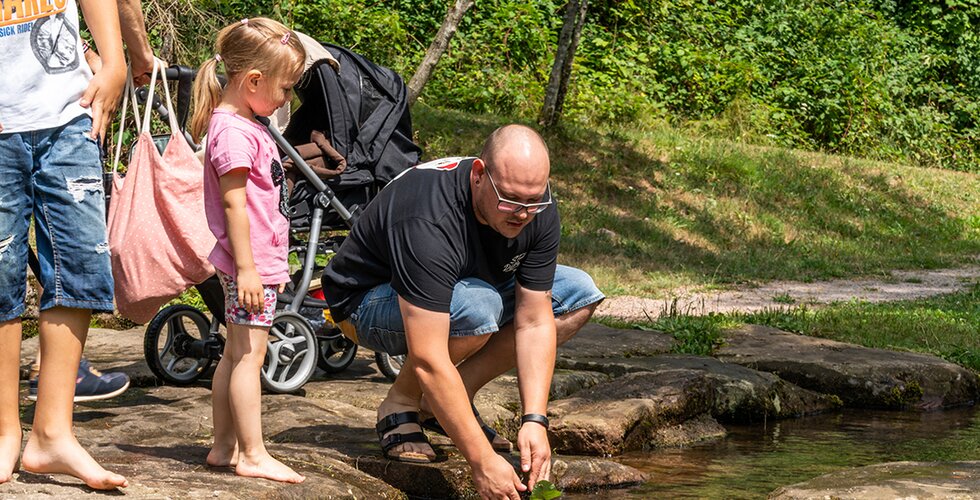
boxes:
[420,405,513,453]
[376,411,435,463]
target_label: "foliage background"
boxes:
[143,0,979,172]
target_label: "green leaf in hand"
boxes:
[529,480,562,500]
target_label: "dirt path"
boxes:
[597,264,980,321]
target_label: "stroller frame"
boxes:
[143,36,422,391]
[140,63,374,393]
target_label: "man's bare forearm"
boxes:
[117,0,152,64]
[514,288,556,416]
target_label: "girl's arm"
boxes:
[78,0,126,140]
[219,169,264,314]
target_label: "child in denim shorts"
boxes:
[0,0,128,490]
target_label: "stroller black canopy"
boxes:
[285,43,422,189]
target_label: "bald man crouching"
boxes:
[321,124,604,499]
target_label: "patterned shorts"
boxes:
[216,270,278,327]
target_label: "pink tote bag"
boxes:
[108,61,215,323]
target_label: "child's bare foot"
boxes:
[235,453,304,483]
[21,433,127,490]
[0,432,21,483]
[206,445,238,468]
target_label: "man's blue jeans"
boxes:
[0,115,114,321]
[349,265,604,356]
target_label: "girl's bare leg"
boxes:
[206,350,237,467]
[225,323,303,483]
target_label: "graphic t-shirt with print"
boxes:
[0,0,93,133]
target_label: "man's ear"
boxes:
[472,158,485,183]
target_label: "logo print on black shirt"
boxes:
[503,252,526,273]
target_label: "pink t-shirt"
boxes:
[203,109,290,285]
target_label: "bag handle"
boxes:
[112,58,181,174]
[140,59,180,133]
[111,66,140,174]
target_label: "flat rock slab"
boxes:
[718,325,980,409]
[548,356,838,455]
[770,461,980,499]
[9,328,644,498]
[558,323,674,359]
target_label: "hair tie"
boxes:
[240,18,249,25]
[280,32,292,44]
[214,54,222,63]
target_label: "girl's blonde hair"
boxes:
[190,17,306,141]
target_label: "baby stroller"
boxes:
[142,37,420,393]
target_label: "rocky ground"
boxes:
[4,263,978,498]
[3,317,978,498]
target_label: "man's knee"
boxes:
[552,266,604,345]
[552,265,604,317]
[449,278,504,336]
[556,300,599,345]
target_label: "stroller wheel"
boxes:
[316,333,358,373]
[144,305,214,385]
[374,351,405,382]
[261,311,318,393]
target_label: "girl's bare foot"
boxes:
[235,453,304,483]
[21,433,127,490]
[206,444,239,468]
[0,431,21,483]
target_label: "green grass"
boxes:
[596,311,739,357]
[412,105,980,297]
[604,283,980,370]
[742,283,980,371]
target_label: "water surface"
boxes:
[571,406,980,498]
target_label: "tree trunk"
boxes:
[407,0,475,107]
[539,0,588,128]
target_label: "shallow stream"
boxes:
[574,405,980,498]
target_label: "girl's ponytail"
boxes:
[190,18,305,142]
[190,56,222,142]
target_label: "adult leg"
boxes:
[377,333,491,461]
[21,307,128,489]
[455,265,604,400]
[355,280,501,461]
[225,322,303,483]
[0,319,21,484]
[21,115,127,489]
[0,119,34,483]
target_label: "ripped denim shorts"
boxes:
[0,114,114,321]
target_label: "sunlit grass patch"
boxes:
[411,105,980,298]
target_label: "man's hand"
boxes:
[517,422,552,490]
[80,62,125,140]
[236,268,265,314]
[130,54,154,87]
[472,452,526,500]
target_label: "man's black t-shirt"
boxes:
[321,157,560,321]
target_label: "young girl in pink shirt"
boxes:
[190,17,305,484]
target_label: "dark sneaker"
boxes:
[27,358,130,402]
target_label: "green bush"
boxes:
[164,0,979,171]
